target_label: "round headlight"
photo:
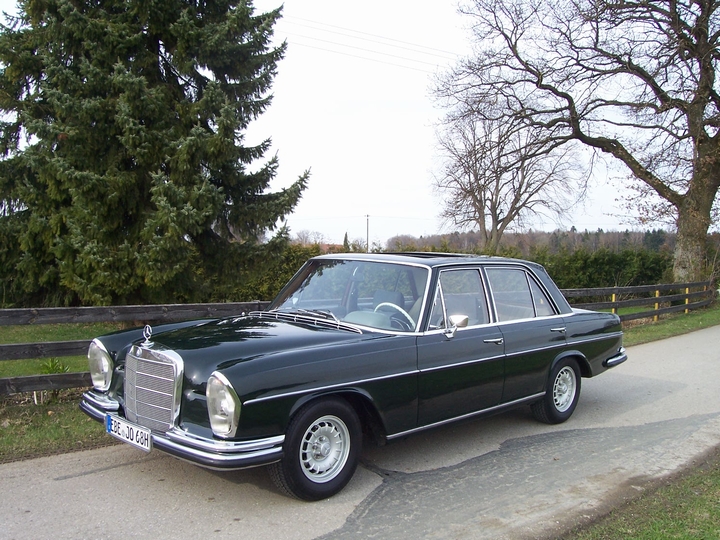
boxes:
[88,339,113,391]
[206,372,241,438]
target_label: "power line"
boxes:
[283,31,447,67]
[284,36,441,73]
[283,16,458,59]
[275,15,460,74]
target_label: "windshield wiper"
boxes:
[297,308,340,323]
[270,307,340,323]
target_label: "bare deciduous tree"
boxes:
[294,230,327,246]
[437,0,719,280]
[434,108,580,255]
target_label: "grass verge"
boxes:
[622,301,720,347]
[561,447,720,539]
[0,389,115,465]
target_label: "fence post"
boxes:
[654,290,660,322]
[685,287,690,314]
[611,293,617,315]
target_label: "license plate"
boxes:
[106,414,152,452]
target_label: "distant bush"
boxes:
[529,247,673,289]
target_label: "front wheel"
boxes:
[531,358,581,424]
[268,397,361,500]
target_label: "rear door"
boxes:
[484,266,567,403]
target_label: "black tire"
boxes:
[531,358,581,424]
[268,397,362,501]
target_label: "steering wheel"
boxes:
[373,302,415,330]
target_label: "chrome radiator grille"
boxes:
[124,345,184,432]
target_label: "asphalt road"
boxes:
[2,326,720,540]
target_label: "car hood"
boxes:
[145,314,384,383]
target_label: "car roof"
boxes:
[313,252,542,270]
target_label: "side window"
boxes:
[428,269,489,329]
[485,268,535,322]
[529,278,556,317]
[485,268,557,320]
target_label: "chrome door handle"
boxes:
[483,338,504,345]
[550,327,566,333]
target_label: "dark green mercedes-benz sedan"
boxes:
[80,252,627,500]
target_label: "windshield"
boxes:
[270,259,430,332]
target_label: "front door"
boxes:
[417,268,505,426]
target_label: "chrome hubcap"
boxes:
[299,415,350,483]
[313,438,332,459]
[553,366,576,413]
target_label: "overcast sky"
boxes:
[0,0,635,246]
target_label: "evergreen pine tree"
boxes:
[0,0,307,305]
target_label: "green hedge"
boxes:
[227,244,323,302]
[528,247,673,289]
[0,242,676,307]
[229,245,674,303]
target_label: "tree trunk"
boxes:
[672,194,712,283]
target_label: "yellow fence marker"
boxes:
[654,290,660,322]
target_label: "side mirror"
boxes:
[444,315,469,339]
[449,315,469,328]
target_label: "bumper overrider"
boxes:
[80,390,284,470]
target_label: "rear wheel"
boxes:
[268,397,361,500]
[531,358,581,424]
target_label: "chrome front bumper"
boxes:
[80,390,284,470]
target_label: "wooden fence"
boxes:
[0,280,715,396]
[0,301,270,395]
[563,280,715,322]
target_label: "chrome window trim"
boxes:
[421,310,567,333]
[333,324,423,336]
[489,313,568,325]
[421,320,500,335]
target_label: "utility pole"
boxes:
[366,215,370,253]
